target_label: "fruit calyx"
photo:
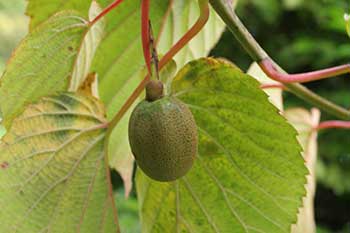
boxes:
[145,80,164,102]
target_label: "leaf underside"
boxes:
[26,0,91,30]
[0,11,88,129]
[136,58,308,233]
[0,92,118,233]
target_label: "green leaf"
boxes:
[136,58,307,233]
[247,62,283,111]
[115,190,140,233]
[157,1,226,67]
[0,92,119,233]
[0,11,89,129]
[26,0,91,29]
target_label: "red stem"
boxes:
[316,121,350,130]
[89,0,124,26]
[259,58,350,83]
[109,2,210,128]
[141,0,152,75]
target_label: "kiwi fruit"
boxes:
[128,80,198,182]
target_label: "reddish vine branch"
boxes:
[259,58,350,84]
[209,0,350,120]
[316,121,350,130]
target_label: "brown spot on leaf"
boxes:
[1,161,9,169]
[68,46,74,52]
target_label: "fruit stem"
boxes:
[259,58,350,83]
[315,121,350,130]
[89,0,124,26]
[108,0,210,131]
[209,0,350,120]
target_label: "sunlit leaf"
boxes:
[0,92,119,233]
[137,58,307,233]
[0,11,89,129]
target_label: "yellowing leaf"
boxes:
[0,92,119,233]
[136,58,308,233]
[0,11,89,129]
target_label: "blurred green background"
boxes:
[0,0,349,232]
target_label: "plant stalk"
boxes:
[260,58,350,83]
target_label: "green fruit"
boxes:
[128,91,198,182]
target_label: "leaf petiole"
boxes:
[316,121,350,130]
[259,58,350,84]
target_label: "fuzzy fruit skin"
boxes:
[128,96,198,182]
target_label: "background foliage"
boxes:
[0,0,349,232]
